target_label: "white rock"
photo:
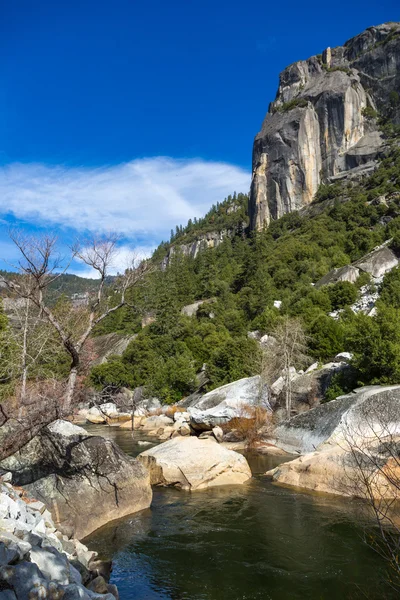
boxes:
[48,420,90,438]
[29,546,71,584]
[98,403,117,417]
[140,415,174,431]
[173,411,190,423]
[188,376,270,430]
[305,362,319,374]
[138,436,252,491]
[212,426,224,443]
[334,352,353,363]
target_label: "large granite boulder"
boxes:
[315,265,360,288]
[268,386,400,498]
[249,22,400,229]
[0,421,152,539]
[186,376,270,431]
[353,244,399,278]
[138,437,251,490]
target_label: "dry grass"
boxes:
[222,404,273,449]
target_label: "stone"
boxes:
[212,426,224,443]
[138,436,252,491]
[27,501,46,514]
[315,265,360,288]
[0,561,47,600]
[0,591,17,600]
[173,411,190,423]
[87,576,108,594]
[29,546,70,585]
[0,421,152,539]
[273,385,400,455]
[140,415,174,431]
[85,411,106,425]
[0,541,18,566]
[91,332,137,367]
[97,403,117,418]
[353,243,399,278]
[271,361,349,417]
[106,584,119,600]
[178,425,191,437]
[249,22,400,229]
[47,421,89,438]
[334,352,353,363]
[187,376,270,431]
[62,583,92,600]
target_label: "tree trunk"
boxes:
[64,367,78,414]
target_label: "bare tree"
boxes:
[5,231,151,412]
[261,316,310,419]
[341,397,400,591]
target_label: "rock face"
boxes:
[138,437,251,490]
[268,386,400,498]
[0,479,118,600]
[270,361,350,418]
[161,230,236,270]
[185,376,270,431]
[0,421,152,539]
[91,332,137,366]
[249,22,400,229]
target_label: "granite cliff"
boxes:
[249,22,400,229]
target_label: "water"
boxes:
[84,425,394,600]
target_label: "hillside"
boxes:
[91,140,400,402]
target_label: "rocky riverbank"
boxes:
[0,477,118,600]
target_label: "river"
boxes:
[84,424,394,599]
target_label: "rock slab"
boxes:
[138,437,251,490]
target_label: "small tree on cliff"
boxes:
[5,231,150,412]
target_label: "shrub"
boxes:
[221,405,272,449]
[327,281,358,310]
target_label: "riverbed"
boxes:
[84,425,394,599]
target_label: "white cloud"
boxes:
[0,157,250,237]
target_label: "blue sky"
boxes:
[0,0,397,275]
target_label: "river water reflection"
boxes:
[84,425,393,600]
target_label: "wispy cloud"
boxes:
[0,157,250,238]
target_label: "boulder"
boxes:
[85,408,106,425]
[173,411,190,423]
[268,386,400,498]
[137,437,251,490]
[212,426,224,443]
[139,415,174,431]
[29,546,70,584]
[315,265,360,288]
[353,243,399,278]
[97,403,117,417]
[187,376,270,431]
[0,421,152,539]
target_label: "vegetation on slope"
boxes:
[90,142,400,402]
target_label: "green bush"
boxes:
[327,281,358,310]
